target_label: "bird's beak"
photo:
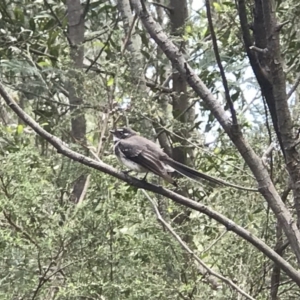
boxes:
[109,129,116,135]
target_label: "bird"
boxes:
[110,127,257,191]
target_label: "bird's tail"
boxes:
[163,158,257,192]
[163,158,224,185]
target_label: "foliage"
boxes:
[0,0,300,299]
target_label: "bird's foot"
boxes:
[122,170,133,175]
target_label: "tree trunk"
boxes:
[66,0,87,203]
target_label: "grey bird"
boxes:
[110,127,236,188]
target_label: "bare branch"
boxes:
[149,1,173,12]
[121,13,138,55]
[1,81,300,285]
[275,20,289,32]
[130,0,300,266]
[142,190,255,300]
[286,73,300,101]
[77,113,110,205]
[205,0,237,125]
[262,142,276,166]
[249,45,269,54]
[201,230,228,254]
[82,0,90,19]
[271,187,291,299]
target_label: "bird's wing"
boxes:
[118,140,167,176]
[117,139,143,157]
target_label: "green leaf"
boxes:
[16,125,23,135]
[106,77,114,87]
[213,2,222,12]
[185,25,192,34]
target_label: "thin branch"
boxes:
[31,259,54,300]
[43,0,72,46]
[82,0,90,19]
[77,112,109,205]
[205,0,237,125]
[275,20,289,32]
[121,13,138,55]
[142,190,256,300]
[3,210,40,249]
[201,230,228,254]
[85,18,119,73]
[271,187,291,300]
[1,81,300,285]
[27,47,58,61]
[145,80,172,93]
[286,73,300,101]
[236,0,253,49]
[262,142,276,166]
[149,2,173,12]
[154,98,200,140]
[142,114,257,185]
[249,45,269,54]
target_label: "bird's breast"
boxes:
[114,141,147,173]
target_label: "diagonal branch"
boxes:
[3,210,40,249]
[205,0,237,125]
[1,80,300,286]
[44,0,72,46]
[287,73,300,101]
[259,0,300,229]
[142,190,255,300]
[130,0,300,265]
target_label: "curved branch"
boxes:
[130,0,300,267]
[1,81,300,286]
[142,190,255,300]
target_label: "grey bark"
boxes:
[66,0,87,202]
[131,0,300,266]
[238,0,300,227]
[169,0,190,165]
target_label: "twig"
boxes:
[262,142,276,166]
[121,13,138,55]
[154,98,199,140]
[149,2,173,12]
[201,230,228,254]
[205,0,237,125]
[82,0,90,19]
[286,73,300,101]
[145,80,172,93]
[3,210,40,249]
[31,260,54,300]
[1,80,300,285]
[275,20,289,32]
[142,190,256,300]
[85,19,119,73]
[142,114,258,188]
[44,0,72,46]
[77,112,109,205]
[271,187,291,299]
[249,45,269,54]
